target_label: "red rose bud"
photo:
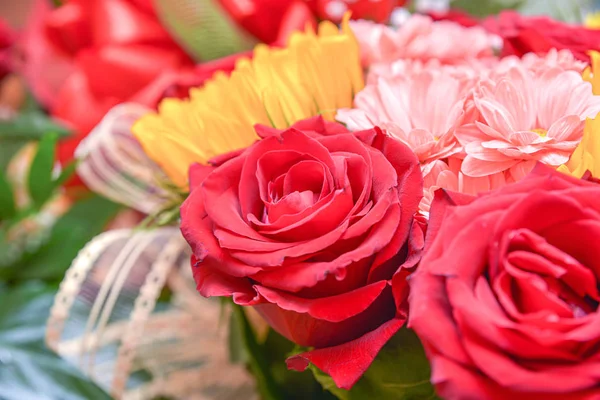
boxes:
[410,164,600,399]
[180,116,424,390]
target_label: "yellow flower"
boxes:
[132,15,364,187]
[583,50,600,95]
[586,12,600,29]
[557,117,600,179]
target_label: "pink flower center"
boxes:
[531,128,548,138]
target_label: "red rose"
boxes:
[409,164,600,400]
[483,11,600,61]
[181,116,424,389]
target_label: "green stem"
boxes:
[232,304,283,400]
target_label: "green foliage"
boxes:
[308,365,349,400]
[310,327,438,400]
[0,125,120,279]
[1,194,120,282]
[0,284,111,400]
[228,303,338,400]
[450,0,525,18]
[231,305,283,400]
[449,0,591,23]
[0,111,70,171]
[0,170,15,220]
[28,132,59,207]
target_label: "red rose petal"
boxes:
[224,220,350,267]
[253,204,403,291]
[286,318,405,390]
[255,280,388,323]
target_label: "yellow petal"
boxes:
[133,13,364,188]
[585,12,600,29]
[559,116,600,179]
[583,50,600,95]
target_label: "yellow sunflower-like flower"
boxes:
[586,12,600,29]
[583,50,600,95]
[132,15,364,187]
[558,117,600,179]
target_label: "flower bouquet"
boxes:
[3,0,600,399]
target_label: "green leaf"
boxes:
[231,305,283,400]
[28,132,58,207]
[0,111,70,170]
[308,365,349,400]
[0,170,15,220]
[1,194,120,282]
[347,327,438,400]
[0,112,70,140]
[0,284,111,400]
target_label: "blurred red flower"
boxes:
[0,19,15,81]
[20,0,199,169]
[484,11,600,61]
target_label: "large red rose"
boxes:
[483,11,600,61]
[409,164,600,400]
[180,116,424,389]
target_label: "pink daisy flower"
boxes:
[337,70,469,176]
[350,14,498,67]
[457,64,600,179]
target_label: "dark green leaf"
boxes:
[228,308,249,364]
[231,305,283,400]
[308,365,349,400]
[347,327,438,400]
[28,132,58,207]
[2,195,120,282]
[0,284,111,400]
[0,170,16,220]
[0,112,70,140]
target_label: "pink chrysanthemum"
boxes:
[351,14,498,67]
[420,157,509,213]
[457,65,600,179]
[493,48,588,77]
[366,58,493,86]
[337,70,468,175]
